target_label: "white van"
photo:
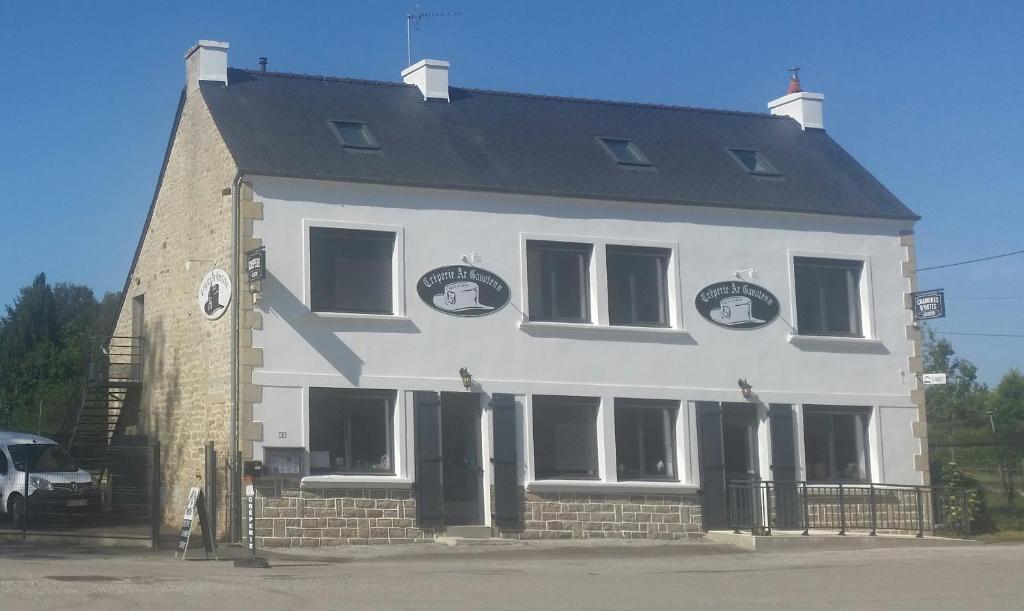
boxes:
[0,431,97,523]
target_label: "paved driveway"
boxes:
[0,540,1020,610]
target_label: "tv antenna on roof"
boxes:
[406,4,461,66]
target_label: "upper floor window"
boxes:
[794,257,863,337]
[310,227,395,314]
[607,245,670,327]
[526,240,592,323]
[309,388,395,475]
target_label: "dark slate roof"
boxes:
[201,69,918,220]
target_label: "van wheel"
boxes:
[9,495,26,526]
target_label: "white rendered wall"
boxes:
[248,176,923,487]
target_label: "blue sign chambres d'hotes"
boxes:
[417,265,511,317]
[912,289,945,321]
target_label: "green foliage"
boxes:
[0,273,121,436]
[922,325,990,428]
[932,463,996,534]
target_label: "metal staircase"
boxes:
[60,336,143,473]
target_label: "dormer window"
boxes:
[332,121,380,150]
[598,137,652,167]
[729,149,780,176]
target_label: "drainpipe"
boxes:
[229,171,245,542]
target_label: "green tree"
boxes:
[991,369,1024,514]
[0,273,121,435]
[922,325,989,430]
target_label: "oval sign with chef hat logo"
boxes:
[695,281,779,330]
[417,265,510,317]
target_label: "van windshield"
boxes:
[8,444,78,473]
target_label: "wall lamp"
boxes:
[459,367,473,391]
[737,378,753,400]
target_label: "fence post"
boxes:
[150,441,161,549]
[801,482,810,536]
[915,487,924,538]
[837,484,846,536]
[960,490,970,537]
[22,453,29,541]
[869,484,877,536]
[205,441,217,542]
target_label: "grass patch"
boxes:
[976,530,1024,543]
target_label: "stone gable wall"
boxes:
[110,89,238,535]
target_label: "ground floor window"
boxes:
[615,399,677,480]
[308,388,395,475]
[532,395,600,479]
[803,406,870,482]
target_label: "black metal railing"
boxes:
[726,479,974,538]
[59,335,143,449]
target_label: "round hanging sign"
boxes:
[695,281,779,330]
[417,265,511,317]
[198,269,232,320]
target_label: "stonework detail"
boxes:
[500,490,702,541]
[253,484,435,547]
[900,231,930,484]
[110,89,238,536]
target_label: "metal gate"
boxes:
[1,442,161,546]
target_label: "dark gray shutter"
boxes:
[769,404,799,528]
[696,402,727,529]
[414,391,443,523]
[490,394,520,524]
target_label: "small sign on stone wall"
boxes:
[198,269,232,320]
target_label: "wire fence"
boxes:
[1,443,160,545]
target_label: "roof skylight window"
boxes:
[598,138,652,167]
[729,149,780,176]
[333,121,380,150]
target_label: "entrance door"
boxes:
[698,402,761,529]
[722,403,759,484]
[440,393,483,525]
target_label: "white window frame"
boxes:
[518,233,686,337]
[797,404,879,484]
[787,249,876,343]
[300,386,413,488]
[524,393,698,494]
[302,219,407,320]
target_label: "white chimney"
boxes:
[767,73,824,130]
[401,59,450,102]
[185,40,229,95]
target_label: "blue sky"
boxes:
[0,1,1021,385]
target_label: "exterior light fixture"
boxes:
[459,367,473,391]
[737,378,753,400]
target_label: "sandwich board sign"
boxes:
[912,289,945,321]
[176,487,216,560]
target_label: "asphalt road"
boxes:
[0,539,1021,610]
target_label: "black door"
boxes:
[769,404,799,529]
[696,402,726,529]
[440,393,483,525]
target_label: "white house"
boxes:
[106,41,927,546]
